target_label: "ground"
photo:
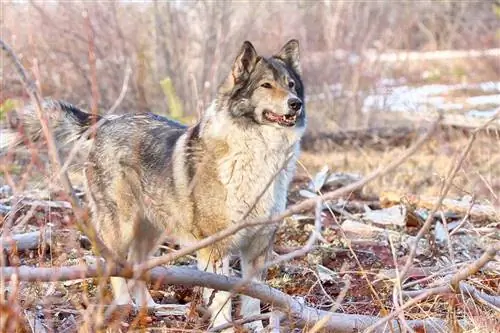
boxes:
[1,125,499,332]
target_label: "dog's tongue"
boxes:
[266,111,284,122]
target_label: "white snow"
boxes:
[363,81,500,113]
[466,94,500,106]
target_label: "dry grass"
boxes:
[300,133,500,206]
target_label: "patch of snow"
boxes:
[362,81,500,113]
[479,81,500,93]
[466,109,499,118]
[466,94,500,106]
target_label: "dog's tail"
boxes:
[1,99,101,152]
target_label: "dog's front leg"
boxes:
[239,244,272,333]
[197,247,233,331]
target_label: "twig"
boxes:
[84,9,100,116]
[307,273,353,333]
[365,242,500,332]
[107,60,132,114]
[449,197,476,237]
[0,264,449,333]
[399,108,499,280]
[449,242,500,290]
[389,234,413,333]
[0,38,128,269]
[459,281,500,310]
[264,199,323,269]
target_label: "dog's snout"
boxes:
[287,98,302,113]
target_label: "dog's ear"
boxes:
[232,41,258,83]
[276,39,301,75]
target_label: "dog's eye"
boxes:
[288,81,295,89]
[261,83,273,89]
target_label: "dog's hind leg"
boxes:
[93,209,135,307]
[126,221,189,316]
[126,226,157,309]
[198,247,233,331]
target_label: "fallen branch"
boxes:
[400,108,499,280]
[459,281,500,309]
[302,116,500,152]
[380,191,498,221]
[1,230,52,252]
[365,242,500,332]
[403,281,500,309]
[0,264,449,333]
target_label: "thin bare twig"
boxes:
[84,9,100,116]
[400,108,499,280]
[107,60,132,114]
[0,38,128,269]
[365,242,500,332]
[264,199,323,269]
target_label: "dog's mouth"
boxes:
[263,110,297,127]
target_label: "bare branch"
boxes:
[107,60,132,114]
[0,264,449,333]
[400,108,499,279]
[365,241,500,332]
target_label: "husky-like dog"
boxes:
[11,40,306,331]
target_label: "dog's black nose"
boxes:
[288,98,302,112]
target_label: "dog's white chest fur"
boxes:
[217,127,300,226]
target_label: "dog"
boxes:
[11,39,306,331]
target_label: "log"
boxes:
[1,229,52,252]
[302,126,420,151]
[380,191,498,221]
[302,115,500,152]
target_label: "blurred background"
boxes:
[2,1,499,126]
[1,0,500,200]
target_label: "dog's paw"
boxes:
[209,325,235,333]
[244,320,265,333]
[142,302,190,317]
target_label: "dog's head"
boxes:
[218,40,305,130]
